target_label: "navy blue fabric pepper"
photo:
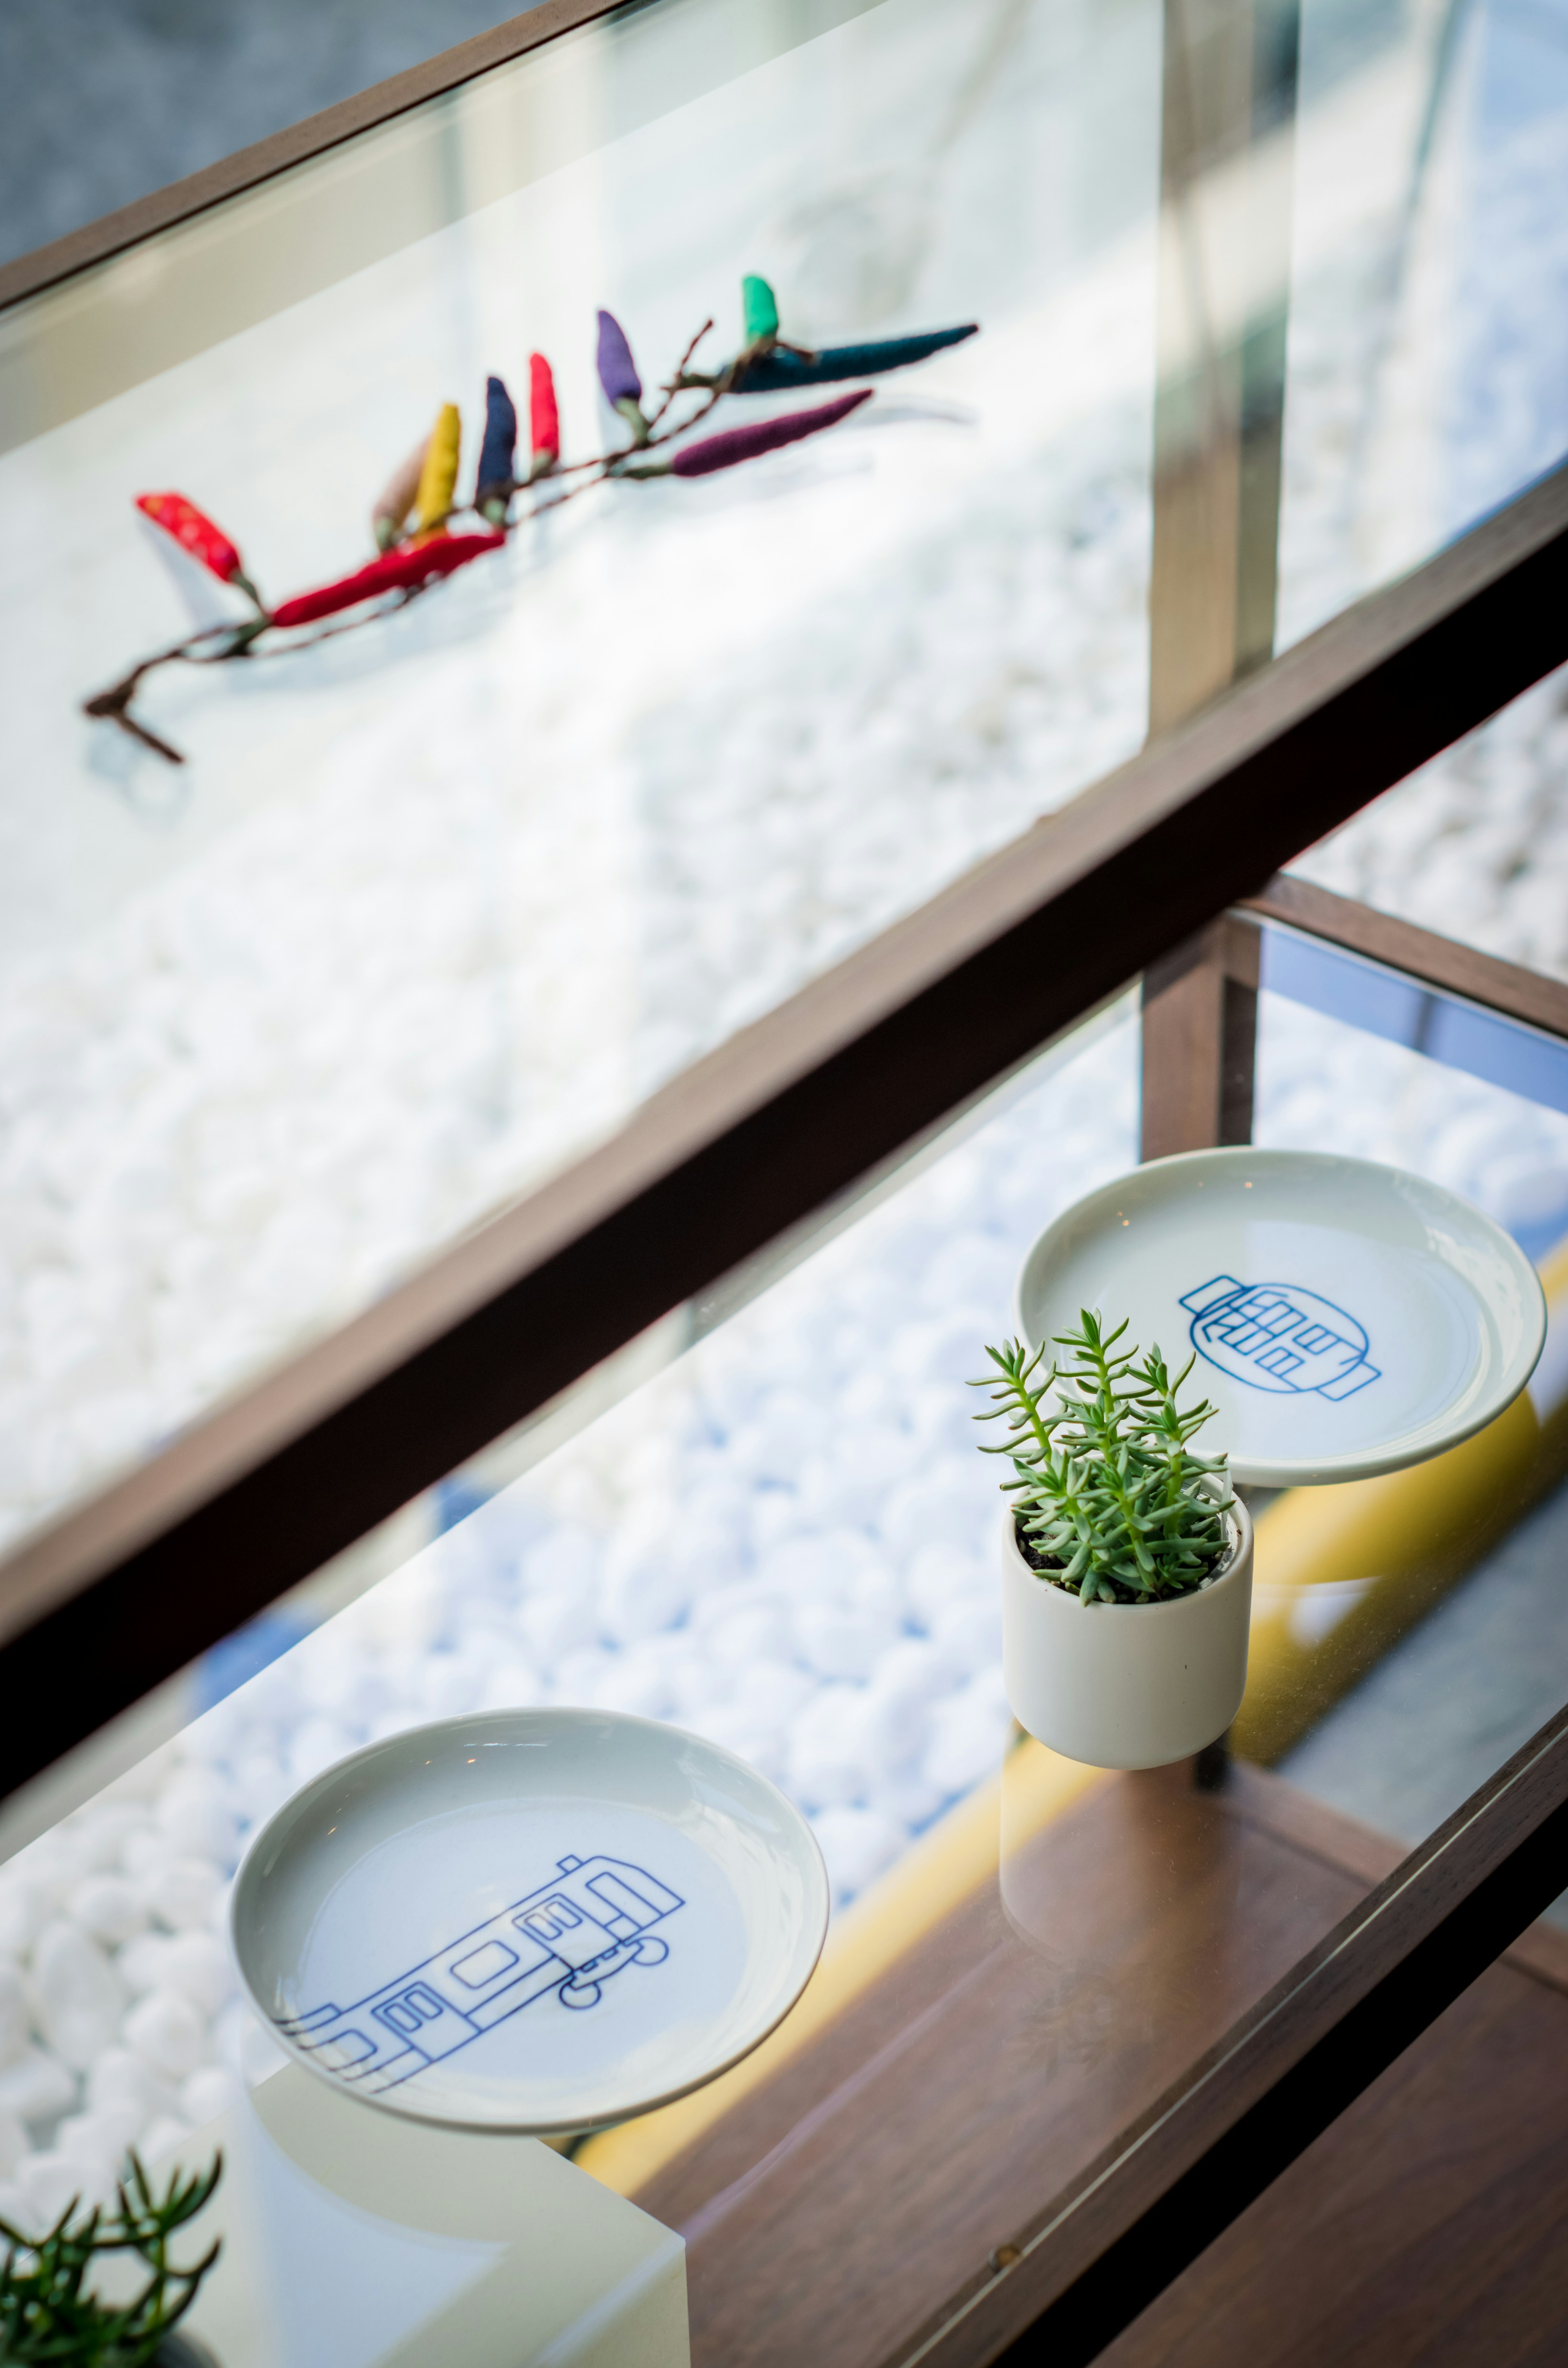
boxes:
[476,375,518,520]
[731,323,978,392]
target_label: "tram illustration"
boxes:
[1179,1275,1381,1401]
[277,1853,685,2097]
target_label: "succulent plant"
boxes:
[0,2152,222,2366]
[971,1311,1234,1604]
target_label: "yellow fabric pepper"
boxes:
[412,403,461,540]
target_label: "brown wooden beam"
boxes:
[1243,871,1568,1044]
[1140,914,1260,1158]
[2,463,1567,1804]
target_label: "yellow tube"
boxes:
[412,402,461,539]
[575,1739,1099,2197]
[1236,1233,1568,1763]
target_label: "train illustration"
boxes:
[276,1853,685,2097]
[1179,1275,1381,1401]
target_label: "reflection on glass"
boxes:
[1288,656,1568,985]
[1278,0,1568,650]
[3,962,1567,2359]
[0,0,1163,1561]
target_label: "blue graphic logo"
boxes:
[1179,1275,1381,1400]
[278,1853,684,2096]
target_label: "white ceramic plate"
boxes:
[1014,1148,1546,1487]
[231,1708,829,2134]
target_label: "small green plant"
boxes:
[0,2151,222,2366]
[971,1310,1234,1604]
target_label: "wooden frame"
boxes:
[956,1708,1568,2366]
[0,1,626,313]
[8,10,1568,2361]
[2,462,1567,1804]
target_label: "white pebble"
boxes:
[148,1860,223,1933]
[158,1933,234,2019]
[67,1806,151,1871]
[20,2149,105,2226]
[139,2114,195,2164]
[0,1876,50,1958]
[87,2048,177,2123]
[56,2104,139,2178]
[811,1806,905,1905]
[923,1672,1010,1796]
[122,1829,181,1884]
[68,1874,149,1946]
[124,1989,207,2080]
[516,1589,597,1666]
[179,2064,242,2127]
[286,1717,356,1785]
[155,1774,239,1869]
[475,1657,547,1712]
[33,1922,123,2072]
[118,1934,179,1998]
[0,2046,78,2124]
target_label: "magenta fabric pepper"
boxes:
[668,387,872,476]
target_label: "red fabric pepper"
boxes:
[269,532,505,629]
[136,491,246,584]
[529,352,560,464]
[668,386,872,477]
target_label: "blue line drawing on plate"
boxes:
[1179,1276,1381,1400]
[276,1854,685,2096]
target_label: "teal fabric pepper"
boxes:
[741,274,780,345]
[734,322,978,390]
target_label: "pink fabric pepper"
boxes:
[529,352,560,476]
[668,386,872,477]
[136,491,260,602]
[268,531,504,628]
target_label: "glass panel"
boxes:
[1,5,528,267]
[1252,939,1568,1927]
[5,948,1566,2366]
[1287,655,1568,981]
[0,0,1165,1562]
[1277,0,1568,650]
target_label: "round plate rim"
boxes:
[1013,1146,1548,1487]
[230,1704,831,2136]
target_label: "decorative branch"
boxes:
[83,278,980,763]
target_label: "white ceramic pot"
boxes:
[1001,1495,1254,1770]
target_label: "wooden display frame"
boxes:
[4,3,1568,2360]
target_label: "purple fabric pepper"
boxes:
[669,386,872,477]
[595,310,643,406]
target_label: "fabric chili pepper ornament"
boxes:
[269,531,505,629]
[372,436,430,551]
[729,322,978,392]
[135,492,261,605]
[412,402,462,540]
[596,310,649,446]
[740,274,779,348]
[528,352,560,480]
[475,376,517,526]
[626,386,872,479]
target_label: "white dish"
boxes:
[231,1708,829,2134]
[1014,1148,1546,1487]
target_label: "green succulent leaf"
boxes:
[970,1311,1232,1605]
